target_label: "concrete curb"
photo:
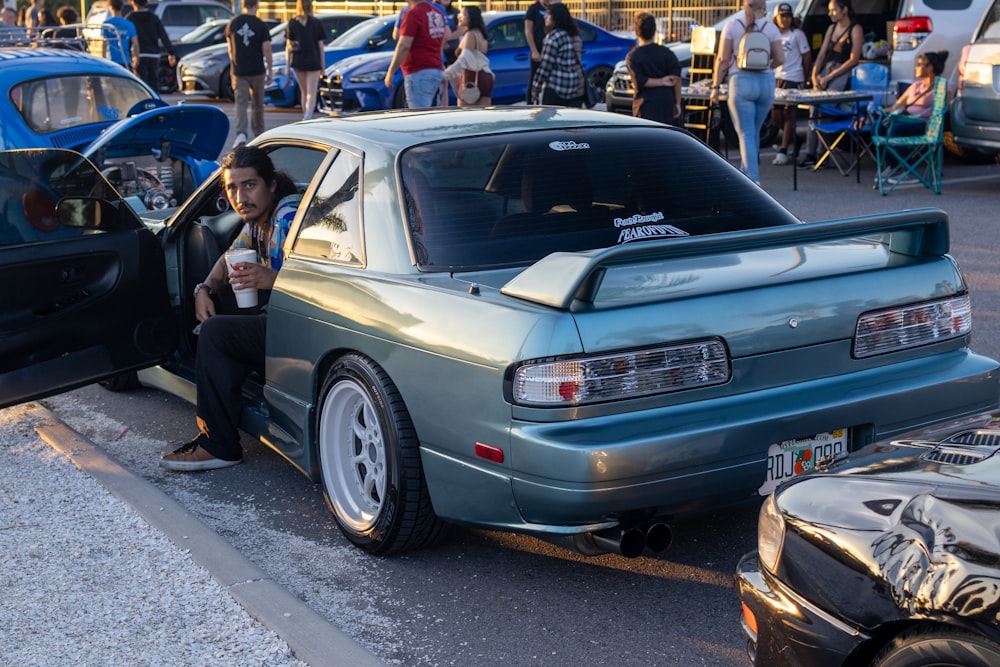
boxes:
[29,404,385,667]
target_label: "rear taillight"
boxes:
[957,43,972,84]
[853,295,971,359]
[512,338,731,407]
[894,17,933,51]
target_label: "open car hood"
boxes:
[81,104,230,164]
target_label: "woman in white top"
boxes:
[442,6,493,106]
[710,0,784,184]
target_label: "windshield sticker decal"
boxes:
[614,212,689,243]
[548,140,590,151]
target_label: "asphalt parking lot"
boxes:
[4,96,999,667]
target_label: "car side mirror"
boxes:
[56,197,119,230]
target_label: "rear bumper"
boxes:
[421,349,999,532]
[735,552,869,667]
[951,96,1000,152]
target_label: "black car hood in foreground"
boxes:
[773,420,1000,634]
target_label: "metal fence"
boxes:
[258,1,738,37]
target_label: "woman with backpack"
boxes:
[710,0,784,184]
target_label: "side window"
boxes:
[267,145,328,193]
[292,149,362,264]
[576,21,597,43]
[0,150,117,247]
[981,0,1000,39]
[198,4,229,22]
[489,19,526,50]
[161,5,198,28]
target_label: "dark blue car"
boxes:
[318,11,635,112]
[266,15,397,107]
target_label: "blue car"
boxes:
[0,46,228,211]
[266,15,397,108]
[319,11,635,112]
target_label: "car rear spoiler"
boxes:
[500,208,950,310]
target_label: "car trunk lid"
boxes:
[501,209,960,360]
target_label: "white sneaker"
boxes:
[771,143,783,153]
[232,132,247,149]
[772,152,789,165]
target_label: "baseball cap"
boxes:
[776,3,794,14]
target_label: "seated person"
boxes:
[876,50,949,137]
[160,146,300,472]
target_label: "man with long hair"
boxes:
[161,147,300,471]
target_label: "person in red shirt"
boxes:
[384,0,448,108]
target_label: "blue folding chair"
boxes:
[810,62,891,176]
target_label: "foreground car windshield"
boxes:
[401,126,798,271]
[12,74,153,134]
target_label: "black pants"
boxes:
[528,59,539,103]
[195,312,266,461]
[136,56,159,92]
[541,87,584,108]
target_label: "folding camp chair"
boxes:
[810,62,890,176]
[872,76,947,195]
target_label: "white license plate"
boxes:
[758,429,848,495]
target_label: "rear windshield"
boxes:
[399,126,799,271]
[11,74,153,134]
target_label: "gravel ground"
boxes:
[0,403,308,667]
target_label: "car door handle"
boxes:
[514,53,529,61]
[34,289,92,316]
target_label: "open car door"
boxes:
[0,149,178,409]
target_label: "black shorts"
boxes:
[775,79,806,108]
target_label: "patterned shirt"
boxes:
[230,194,301,269]
[531,29,583,102]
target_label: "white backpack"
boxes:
[736,19,771,71]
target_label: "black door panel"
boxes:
[0,149,178,409]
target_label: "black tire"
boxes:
[220,66,234,101]
[585,65,613,105]
[391,84,407,110]
[98,372,140,392]
[873,625,1000,667]
[317,354,446,555]
[943,129,998,164]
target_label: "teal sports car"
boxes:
[2,107,997,557]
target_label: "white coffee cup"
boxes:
[224,248,259,308]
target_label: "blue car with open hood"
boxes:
[0,46,228,211]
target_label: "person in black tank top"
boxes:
[798,0,864,167]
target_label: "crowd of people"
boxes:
[698,0,948,184]
[0,0,174,91]
[1,0,946,191]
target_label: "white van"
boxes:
[794,0,990,88]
